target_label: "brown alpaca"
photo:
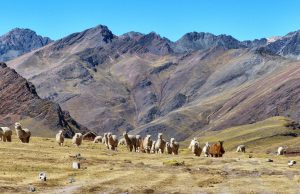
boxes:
[208,141,225,157]
[123,132,137,152]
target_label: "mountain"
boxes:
[0,28,52,62]
[265,30,300,59]
[6,24,300,140]
[175,32,246,52]
[0,62,88,137]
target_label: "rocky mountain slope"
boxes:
[0,62,87,137]
[0,28,52,62]
[6,25,300,140]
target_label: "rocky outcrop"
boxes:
[0,63,88,137]
[0,28,52,61]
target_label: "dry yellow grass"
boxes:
[0,131,300,194]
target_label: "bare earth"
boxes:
[0,135,300,194]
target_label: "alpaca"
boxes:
[0,127,12,142]
[189,138,201,156]
[15,122,31,143]
[108,133,118,151]
[72,133,83,146]
[136,135,142,152]
[56,130,64,146]
[151,140,156,153]
[202,142,210,157]
[208,141,225,157]
[123,132,137,152]
[170,138,179,155]
[118,138,126,146]
[93,136,103,143]
[155,133,166,154]
[142,135,153,153]
[165,142,172,154]
[236,145,246,153]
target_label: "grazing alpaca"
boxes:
[236,145,246,153]
[123,132,137,152]
[170,138,179,155]
[118,138,126,146]
[208,141,225,157]
[202,142,210,157]
[93,136,103,143]
[189,138,201,156]
[72,133,83,146]
[0,127,13,142]
[277,146,286,155]
[56,130,64,146]
[108,133,118,151]
[154,133,166,154]
[15,122,31,143]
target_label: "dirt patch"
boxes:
[197,177,224,187]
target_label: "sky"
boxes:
[1,0,300,41]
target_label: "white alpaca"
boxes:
[236,145,246,153]
[202,142,210,157]
[277,146,286,155]
[170,138,179,155]
[15,122,31,143]
[142,135,153,153]
[56,130,64,146]
[108,133,118,151]
[93,136,103,143]
[0,127,13,142]
[189,138,201,156]
[155,133,166,154]
[72,133,83,146]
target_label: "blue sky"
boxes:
[1,0,300,41]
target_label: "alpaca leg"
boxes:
[2,136,6,142]
[6,136,11,142]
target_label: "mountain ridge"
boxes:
[4,24,300,140]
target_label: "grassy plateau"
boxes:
[0,117,300,193]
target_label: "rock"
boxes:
[69,177,76,183]
[72,162,80,169]
[288,160,296,167]
[28,185,36,192]
[39,172,47,181]
[266,159,273,162]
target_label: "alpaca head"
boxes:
[219,141,224,146]
[205,142,209,146]
[158,133,163,139]
[123,131,128,137]
[170,138,175,144]
[15,122,22,130]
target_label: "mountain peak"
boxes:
[175,31,245,52]
[0,28,52,62]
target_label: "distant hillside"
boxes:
[198,116,300,152]
[0,28,52,61]
[0,62,88,137]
